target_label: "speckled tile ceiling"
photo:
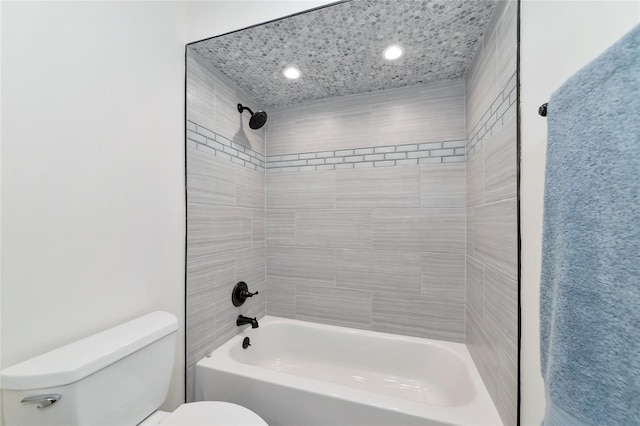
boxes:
[191,0,497,108]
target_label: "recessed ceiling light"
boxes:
[283,66,301,79]
[382,44,404,61]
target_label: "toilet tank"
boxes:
[1,311,178,426]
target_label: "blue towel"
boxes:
[540,24,640,426]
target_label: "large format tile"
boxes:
[187,204,252,258]
[186,304,216,367]
[266,171,335,209]
[475,198,518,279]
[236,246,265,289]
[372,293,465,342]
[235,165,265,209]
[368,79,466,146]
[496,346,518,426]
[214,72,243,145]
[466,148,484,207]
[421,252,465,299]
[484,265,518,364]
[265,110,297,156]
[186,51,215,131]
[266,209,295,245]
[466,255,485,319]
[372,208,465,253]
[294,99,373,152]
[296,209,372,249]
[466,307,497,402]
[467,207,475,256]
[266,246,335,286]
[237,89,266,155]
[484,114,516,203]
[186,251,235,314]
[266,79,464,154]
[336,166,419,208]
[420,163,466,208]
[497,0,518,91]
[252,220,265,247]
[296,285,372,330]
[266,277,296,318]
[336,249,420,294]
[466,33,498,134]
[187,147,236,206]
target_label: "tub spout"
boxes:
[237,315,259,328]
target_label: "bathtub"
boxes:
[196,316,502,426]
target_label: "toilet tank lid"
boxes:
[0,311,178,391]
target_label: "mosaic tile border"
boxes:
[266,141,466,173]
[186,121,265,172]
[466,71,517,158]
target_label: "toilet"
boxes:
[0,311,267,426]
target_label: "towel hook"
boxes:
[539,103,548,117]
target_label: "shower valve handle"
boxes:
[232,281,258,306]
[241,290,259,298]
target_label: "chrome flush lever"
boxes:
[21,394,61,409]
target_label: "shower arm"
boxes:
[237,104,254,115]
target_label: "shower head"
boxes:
[237,103,268,130]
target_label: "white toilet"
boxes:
[0,311,267,426]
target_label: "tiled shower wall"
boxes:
[464,1,518,425]
[185,49,266,401]
[265,80,469,342]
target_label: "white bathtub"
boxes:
[196,316,502,426]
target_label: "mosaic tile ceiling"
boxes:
[191,0,497,108]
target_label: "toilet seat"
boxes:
[160,401,268,426]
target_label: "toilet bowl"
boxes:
[141,401,267,426]
[0,312,268,426]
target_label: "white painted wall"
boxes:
[1,1,333,421]
[185,0,336,43]
[1,0,189,411]
[520,1,640,424]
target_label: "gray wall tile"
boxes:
[265,277,297,318]
[466,256,485,318]
[475,198,517,279]
[187,205,252,258]
[373,208,465,253]
[296,285,372,330]
[186,304,216,367]
[466,307,498,401]
[372,293,465,342]
[187,252,235,314]
[496,347,518,426]
[467,207,475,256]
[484,114,517,203]
[236,247,266,289]
[496,0,518,92]
[267,246,336,286]
[186,51,216,131]
[420,163,466,208]
[266,209,295,245]
[236,165,265,209]
[465,34,498,136]
[267,79,465,155]
[187,147,235,206]
[467,146,484,207]
[252,220,265,247]
[336,249,420,294]
[335,166,419,208]
[421,252,465,300]
[266,170,335,209]
[484,265,518,364]
[296,209,372,249]
[464,4,518,422]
